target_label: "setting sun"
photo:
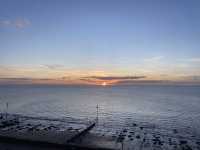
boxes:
[102,82,107,86]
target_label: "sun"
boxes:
[102,82,107,86]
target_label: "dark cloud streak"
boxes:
[84,76,146,80]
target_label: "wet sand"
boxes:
[0,113,200,150]
[0,113,117,149]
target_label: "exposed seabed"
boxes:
[0,113,200,150]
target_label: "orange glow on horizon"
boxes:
[1,66,200,85]
[102,82,107,86]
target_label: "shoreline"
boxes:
[0,113,119,150]
[0,113,200,150]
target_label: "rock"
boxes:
[123,129,127,132]
[128,135,132,138]
[130,131,134,134]
[180,140,187,145]
[136,135,140,139]
[112,135,116,138]
[185,145,192,150]
[173,129,178,134]
[133,123,137,127]
[196,141,200,145]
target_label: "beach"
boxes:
[0,113,200,150]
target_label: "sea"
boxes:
[0,84,200,137]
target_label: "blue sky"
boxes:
[0,0,200,84]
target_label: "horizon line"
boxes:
[0,77,200,86]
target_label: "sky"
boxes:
[0,0,200,85]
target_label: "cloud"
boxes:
[0,18,30,29]
[0,20,11,26]
[80,78,95,82]
[144,56,164,62]
[185,58,200,63]
[0,77,54,81]
[14,19,30,28]
[0,77,58,85]
[61,76,75,81]
[0,77,34,85]
[78,76,147,85]
[116,80,168,85]
[0,77,31,81]
[86,76,146,80]
[180,75,200,81]
[44,64,64,70]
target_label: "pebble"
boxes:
[185,145,193,150]
[196,141,200,145]
[123,129,127,132]
[173,129,178,134]
[112,135,116,138]
[128,135,132,138]
[133,123,137,127]
[180,140,187,145]
[136,135,140,139]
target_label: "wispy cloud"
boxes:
[116,79,168,85]
[180,75,200,81]
[0,20,11,26]
[184,58,200,63]
[44,64,64,70]
[14,19,30,28]
[0,77,32,81]
[80,75,146,85]
[0,77,64,85]
[86,76,146,80]
[0,18,30,29]
[144,56,164,62]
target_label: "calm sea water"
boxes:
[0,85,200,135]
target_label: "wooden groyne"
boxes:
[67,122,96,143]
[0,114,119,150]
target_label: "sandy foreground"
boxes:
[0,113,200,150]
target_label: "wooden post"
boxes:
[96,104,99,124]
[6,102,8,120]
